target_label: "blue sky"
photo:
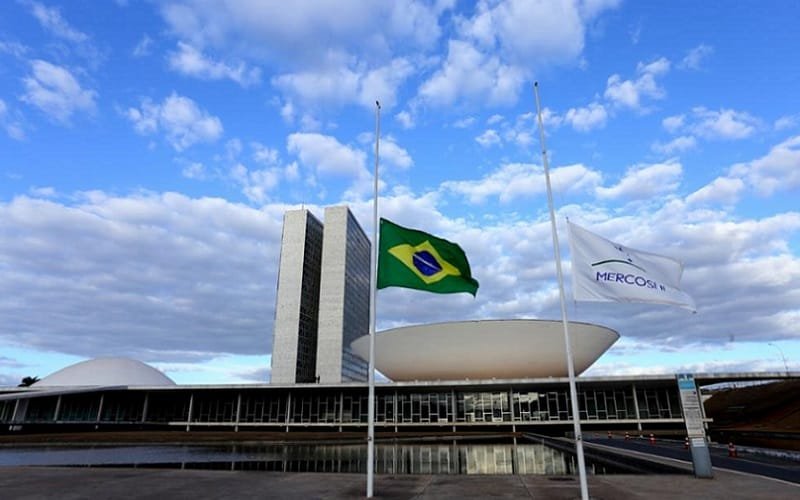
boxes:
[1,0,799,385]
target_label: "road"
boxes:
[586,436,800,484]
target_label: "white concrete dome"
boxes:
[351,319,619,381]
[35,357,176,387]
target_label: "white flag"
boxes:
[568,221,696,312]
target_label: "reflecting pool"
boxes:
[0,442,620,475]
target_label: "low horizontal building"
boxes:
[1,357,794,435]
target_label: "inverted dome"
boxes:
[35,357,175,387]
[351,319,619,381]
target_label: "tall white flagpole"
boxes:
[366,100,381,498]
[533,82,589,500]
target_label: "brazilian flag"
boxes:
[377,218,479,296]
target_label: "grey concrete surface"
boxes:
[0,467,797,499]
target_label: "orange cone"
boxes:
[728,442,737,458]
[684,437,689,449]
[649,433,656,445]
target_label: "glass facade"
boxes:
[295,215,323,383]
[0,385,682,426]
[340,210,370,382]
[2,381,686,429]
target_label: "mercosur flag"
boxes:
[377,218,479,296]
[568,221,695,311]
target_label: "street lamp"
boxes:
[768,343,789,375]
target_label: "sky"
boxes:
[1,0,799,386]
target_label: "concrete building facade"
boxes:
[316,206,370,383]
[270,209,324,384]
[271,206,369,384]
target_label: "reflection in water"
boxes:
[0,442,613,475]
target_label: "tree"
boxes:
[18,376,39,387]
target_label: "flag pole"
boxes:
[533,82,589,500]
[366,100,381,498]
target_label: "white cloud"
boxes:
[26,1,89,43]
[0,193,282,360]
[168,42,261,87]
[686,176,744,206]
[0,99,24,140]
[125,93,223,151]
[132,34,153,57]
[230,163,284,203]
[487,114,504,125]
[652,135,697,155]
[680,44,713,70]
[287,132,366,178]
[279,100,295,123]
[564,102,607,131]
[29,186,56,197]
[0,40,29,58]
[24,1,103,66]
[604,57,670,110]
[418,40,525,107]
[539,107,564,128]
[395,110,414,129]
[453,116,476,128]
[181,162,206,180]
[661,108,759,145]
[442,162,601,204]
[774,115,799,131]
[456,0,618,64]
[690,107,758,140]
[475,129,501,147]
[730,135,800,195]
[20,60,96,123]
[595,160,682,199]
[273,56,413,110]
[662,114,685,133]
[160,1,444,64]
[381,138,413,170]
[251,142,279,165]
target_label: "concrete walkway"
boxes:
[1,467,797,499]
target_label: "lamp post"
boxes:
[768,343,789,375]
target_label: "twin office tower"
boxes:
[270,206,371,384]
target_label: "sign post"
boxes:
[676,373,713,478]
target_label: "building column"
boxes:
[285,391,292,432]
[451,389,456,433]
[141,393,149,424]
[53,395,62,422]
[185,393,194,432]
[632,384,642,434]
[95,394,105,425]
[339,391,344,432]
[234,392,242,432]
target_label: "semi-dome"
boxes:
[351,319,619,381]
[35,357,175,387]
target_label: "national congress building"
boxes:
[2,205,794,436]
[270,206,371,384]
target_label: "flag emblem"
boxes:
[388,241,462,285]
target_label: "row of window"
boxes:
[1,386,683,424]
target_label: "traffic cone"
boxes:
[684,437,689,449]
[607,431,612,439]
[649,433,656,445]
[728,442,737,458]
[624,432,630,440]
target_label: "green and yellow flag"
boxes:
[377,218,479,296]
